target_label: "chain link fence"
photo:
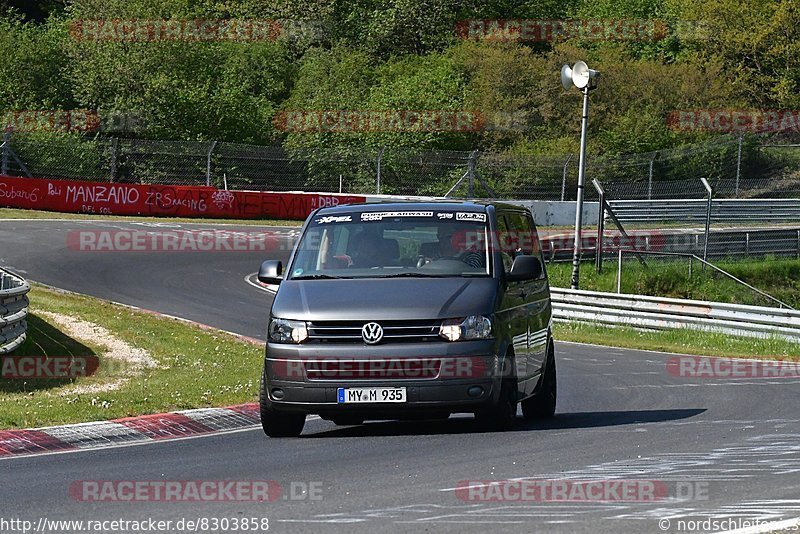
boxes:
[2,129,800,202]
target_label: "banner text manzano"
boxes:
[0,176,365,220]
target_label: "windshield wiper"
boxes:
[377,272,453,278]
[292,274,349,280]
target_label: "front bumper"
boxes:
[264,340,502,415]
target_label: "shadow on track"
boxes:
[302,408,706,438]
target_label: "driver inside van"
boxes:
[434,224,484,269]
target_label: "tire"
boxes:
[475,353,517,431]
[259,368,305,437]
[522,344,557,420]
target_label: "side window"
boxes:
[496,214,514,272]
[504,212,534,255]
[503,211,545,278]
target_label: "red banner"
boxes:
[0,176,366,220]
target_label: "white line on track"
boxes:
[245,272,278,294]
[0,416,322,462]
[717,515,800,534]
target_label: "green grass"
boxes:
[0,207,300,227]
[554,322,800,359]
[3,278,797,430]
[0,284,263,429]
[547,257,800,308]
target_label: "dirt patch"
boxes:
[37,311,157,393]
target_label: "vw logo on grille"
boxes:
[361,322,384,344]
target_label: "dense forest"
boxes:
[0,0,798,159]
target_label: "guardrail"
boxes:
[0,268,30,354]
[608,199,800,224]
[550,288,800,342]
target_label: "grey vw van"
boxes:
[257,201,556,437]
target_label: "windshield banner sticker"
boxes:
[361,211,434,221]
[456,212,486,222]
[314,215,352,224]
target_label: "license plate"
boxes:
[337,387,407,403]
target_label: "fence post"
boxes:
[468,150,477,197]
[735,134,743,197]
[647,152,657,200]
[616,248,623,293]
[376,146,385,195]
[561,154,573,201]
[109,137,118,183]
[593,179,605,273]
[700,177,714,268]
[1,130,10,176]
[206,141,218,187]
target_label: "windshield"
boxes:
[289,210,491,279]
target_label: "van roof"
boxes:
[316,199,524,215]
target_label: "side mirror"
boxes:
[257,260,283,284]
[506,255,542,282]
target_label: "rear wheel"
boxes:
[475,353,517,431]
[259,368,305,437]
[522,344,557,420]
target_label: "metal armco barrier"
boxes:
[609,199,800,224]
[551,288,800,342]
[0,268,30,354]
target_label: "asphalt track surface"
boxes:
[2,219,800,534]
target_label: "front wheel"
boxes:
[475,355,517,431]
[259,368,305,437]
[522,344,557,420]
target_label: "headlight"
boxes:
[269,318,308,343]
[439,315,492,342]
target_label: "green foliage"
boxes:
[547,257,800,308]
[0,0,795,163]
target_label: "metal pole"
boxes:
[735,134,743,197]
[616,248,622,293]
[593,179,606,273]
[689,255,693,279]
[109,137,118,183]
[647,152,656,200]
[570,86,590,290]
[468,150,476,197]
[561,154,573,201]
[701,177,713,268]
[376,146,385,195]
[206,140,218,187]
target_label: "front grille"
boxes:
[305,359,442,380]
[306,319,442,344]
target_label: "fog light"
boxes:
[271,388,285,400]
[467,385,484,398]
